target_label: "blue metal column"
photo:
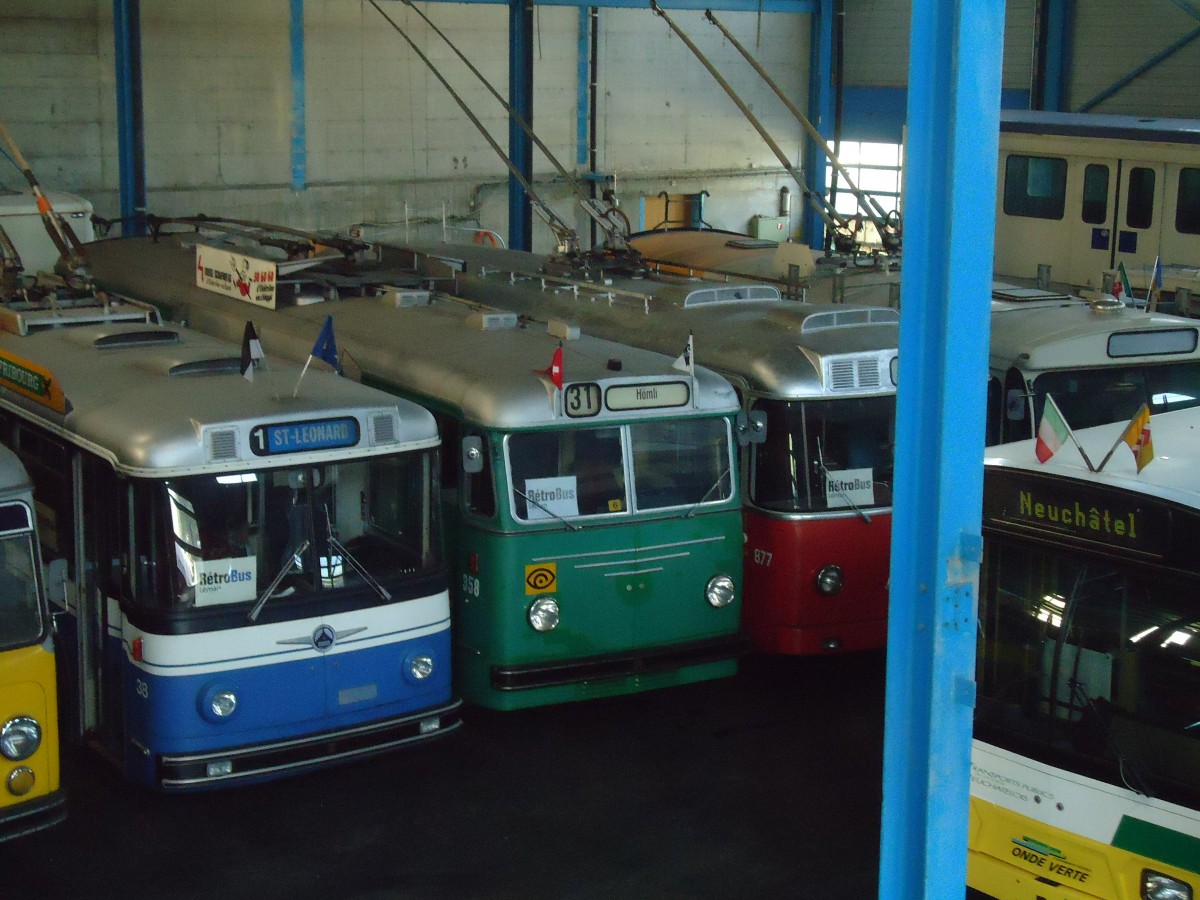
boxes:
[509,0,534,250]
[113,0,146,235]
[878,1,1004,897]
[290,0,307,191]
[1035,0,1071,111]
[805,0,832,249]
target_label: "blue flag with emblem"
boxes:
[311,314,341,374]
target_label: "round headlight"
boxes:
[528,597,560,632]
[6,766,35,797]
[816,564,844,596]
[211,691,238,718]
[705,574,736,608]
[409,655,434,681]
[0,716,42,761]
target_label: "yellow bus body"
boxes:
[0,639,63,841]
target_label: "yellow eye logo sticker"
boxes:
[525,563,557,595]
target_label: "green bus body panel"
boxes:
[1113,815,1200,876]
[450,508,744,710]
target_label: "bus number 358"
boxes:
[461,574,481,598]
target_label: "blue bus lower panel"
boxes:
[157,698,462,790]
[0,789,67,843]
[490,633,750,691]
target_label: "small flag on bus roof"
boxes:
[536,343,564,390]
[1116,261,1133,305]
[672,331,695,378]
[1035,394,1070,463]
[311,314,341,374]
[240,321,264,382]
[1121,403,1154,473]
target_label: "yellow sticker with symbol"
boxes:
[525,562,557,595]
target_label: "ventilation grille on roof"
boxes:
[207,429,239,462]
[682,285,780,307]
[802,308,899,332]
[170,358,242,376]
[371,413,396,445]
[828,357,882,392]
[94,330,180,349]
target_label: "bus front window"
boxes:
[750,397,895,513]
[1033,362,1200,433]
[508,429,627,520]
[0,531,42,649]
[630,418,732,510]
[158,451,439,607]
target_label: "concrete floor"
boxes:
[5,652,885,899]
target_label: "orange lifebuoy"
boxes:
[473,230,498,246]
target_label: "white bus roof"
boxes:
[0,322,437,477]
[985,405,1200,510]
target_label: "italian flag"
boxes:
[1035,396,1070,463]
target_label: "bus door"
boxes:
[1110,159,1167,291]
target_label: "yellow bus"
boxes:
[0,442,63,841]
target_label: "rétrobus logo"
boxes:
[527,486,577,504]
[826,475,873,494]
[198,568,253,587]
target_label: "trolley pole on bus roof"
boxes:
[879,2,1004,898]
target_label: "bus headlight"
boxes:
[705,575,735,608]
[528,597,560,632]
[816,564,844,596]
[1142,870,1192,900]
[407,654,434,682]
[0,716,42,761]
[211,691,238,718]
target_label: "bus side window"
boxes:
[1002,368,1030,443]
[463,432,496,519]
[985,377,1003,445]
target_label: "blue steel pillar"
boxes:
[509,0,534,251]
[1035,0,1071,111]
[113,0,146,235]
[878,1,1004,897]
[290,0,307,191]
[805,0,832,249]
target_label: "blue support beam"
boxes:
[509,0,534,250]
[878,0,1004,896]
[1035,0,1071,111]
[113,0,146,235]
[1078,22,1200,112]
[804,0,832,249]
[290,0,307,191]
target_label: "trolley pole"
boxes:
[880,1,1005,898]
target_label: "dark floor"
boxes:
[3,652,885,900]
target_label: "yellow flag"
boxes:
[1121,404,1154,473]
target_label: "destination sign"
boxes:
[604,381,690,412]
[196,244,278,309]
[984,471,1166,556]
[249,417,360,457]
[0,348,68,413]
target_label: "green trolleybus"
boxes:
[84,228,747,710]
[971,407,1200,898]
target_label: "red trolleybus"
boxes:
[397,240,899,656]
[972,406,1200,898]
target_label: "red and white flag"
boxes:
[536,344,564,390]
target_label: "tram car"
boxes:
[995,109,1200,300]
[0,443,63,838]
[972,405,1200,899]
[0,291,460,789]
[83,229,747,710]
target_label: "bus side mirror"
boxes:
[1006,389,1027,421]
[43,557,68,607]
[737,410,767,446]
[462,436,484,474]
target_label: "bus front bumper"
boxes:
[157,698,463,790]
[491,633,750,691]
[0,789,66,843]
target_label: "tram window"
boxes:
[507,429,627,520]
[630,418,731,510]
[1175,167,1200,234]
[1003,155,1067,220]
[1081,164,1110,224]
[1125,167,1156,230]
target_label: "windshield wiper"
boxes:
[325,504,391,602]
[247,539,310,623]
[511,486,582,531]
[682,465,732,518]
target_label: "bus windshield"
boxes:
[749,396,895,513]
[1031,362,1200,432]
[0,529,43,650]
[151,450,439,608]
[507,418,733,521]
[978,539,1200,807]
